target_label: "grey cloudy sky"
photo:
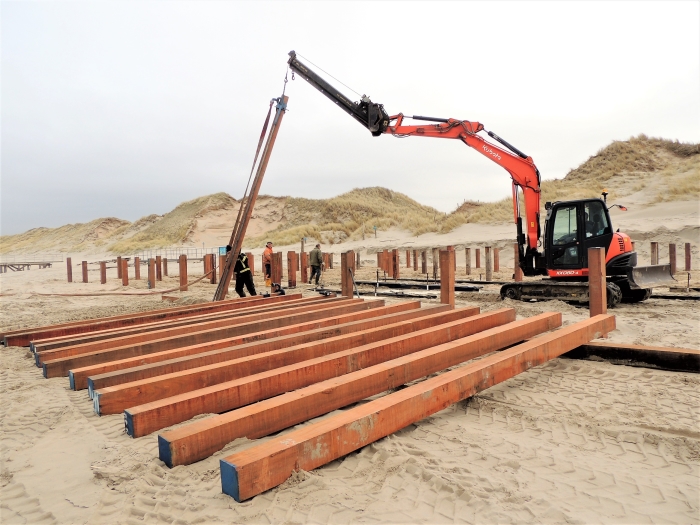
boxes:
[2,1,699,235]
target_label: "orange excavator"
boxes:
[287,51,674,306]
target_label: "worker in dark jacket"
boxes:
[309,244,323,285]
[234,252,256,297]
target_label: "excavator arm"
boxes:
[288,51,545,275]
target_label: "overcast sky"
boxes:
[2,1,699,235]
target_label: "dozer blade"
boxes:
[628,264,676,289]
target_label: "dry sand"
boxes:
[2,214,699,523]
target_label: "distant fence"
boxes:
[131,247,223,261]
[0,253,64,263]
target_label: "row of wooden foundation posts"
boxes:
[376,245,509,281]
[63,241,693,292]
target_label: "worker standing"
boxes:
[309,243,323,285]
[262,241,273,287]
[234,252,257,297]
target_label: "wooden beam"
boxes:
[220,314,615,501]
[588,247,606,317]
[33,295,318,353]
[66,257,72,283]
[134,257,141,280]
[100,262,106,284]
[116,256,122,279]
[44,299,375,378]
[300,252,308,283]
[86,303,439,393]
[123,307,512,437]
[6,295,271,348]
[685,242,692,271]
[69,301,413,391]
[82,261,88,283]
[669,243,677,275]
[148,258,156,289]
[651,241,659,265]
[564,341,700,373]
[485,247,492,281]
[179,255,187,291]
[475,248,481,269]
[156,256,163,281]
[439,249,455,307]
[340,251,354,297]
[121,259,128,286]
[465,248,471,276]
[494,247,500,272]
[37,295,317,361]
[94,306,478,414]
[159,311,560,467]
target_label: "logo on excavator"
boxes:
[555,270,580,275]
[483,145,501,161]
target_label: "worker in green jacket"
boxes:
[234,252,256,297]
[309,244,323,285]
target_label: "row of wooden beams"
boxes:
[220,314,615,501]
[68,301,409,391]
[159,311,561,467]
[37,296,343,366]
[4,294,266,347]
[93,306,479,415]
[43,299,381,378]
[31,294,309,352]
[122,307,516,437]
[86,302,440,393]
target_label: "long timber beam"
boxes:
[160,312,561,467]
[220,314,615,501]
[36,297,348,365]
[68,302,417,391]
[564,341,700,373]
[86,303,448,393]
[3,294,272,347]
[122,308,517,437]
[93,307,479,414]
[31,295,327,352]
[43,300,381,378]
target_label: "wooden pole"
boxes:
[100,262,106,284]
[514,244,524,282]
[421,251,427,274]
[669,243,676,275]
[432,248,439,280]
[328,253,334,270]
[287,251,297,288]
[494,248,500,272]
[588,247,606,318]
[405,250,411,268]
[301,252,308,283]
[66,257,73,283]
[215,96,289,301]
[485,247,492,281]
[341,251,354,297]
[179,255,187,291]
[440,248,455,307]
[356,251,361,269]
[156,256,162,281]
[148,259,156,290]
[685,243,692,271]
[116,256,122,279]
[210,254,217,284]
[392,249,400,280]
[271,252,283,285]
[134,257,141,280]
[121,259,129,286]
[412,250,417,272]
[465,248,471,276]
[475,248,481,269]
[82,261,88,283]
[163,257,168,277]
[651,242,658,265]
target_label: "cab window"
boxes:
[585,201,610,238]
[552,205,577,246]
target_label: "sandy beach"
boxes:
[2,207,699,524]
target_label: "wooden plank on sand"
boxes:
[69,301,418,391]
[220,314,615,501]
[93,306,479,414]
[86,303,446,393]
[122,308,516,437]
[160,312,561,467]
[43,299,378,378]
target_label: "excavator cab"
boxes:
[545,198,615,275]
